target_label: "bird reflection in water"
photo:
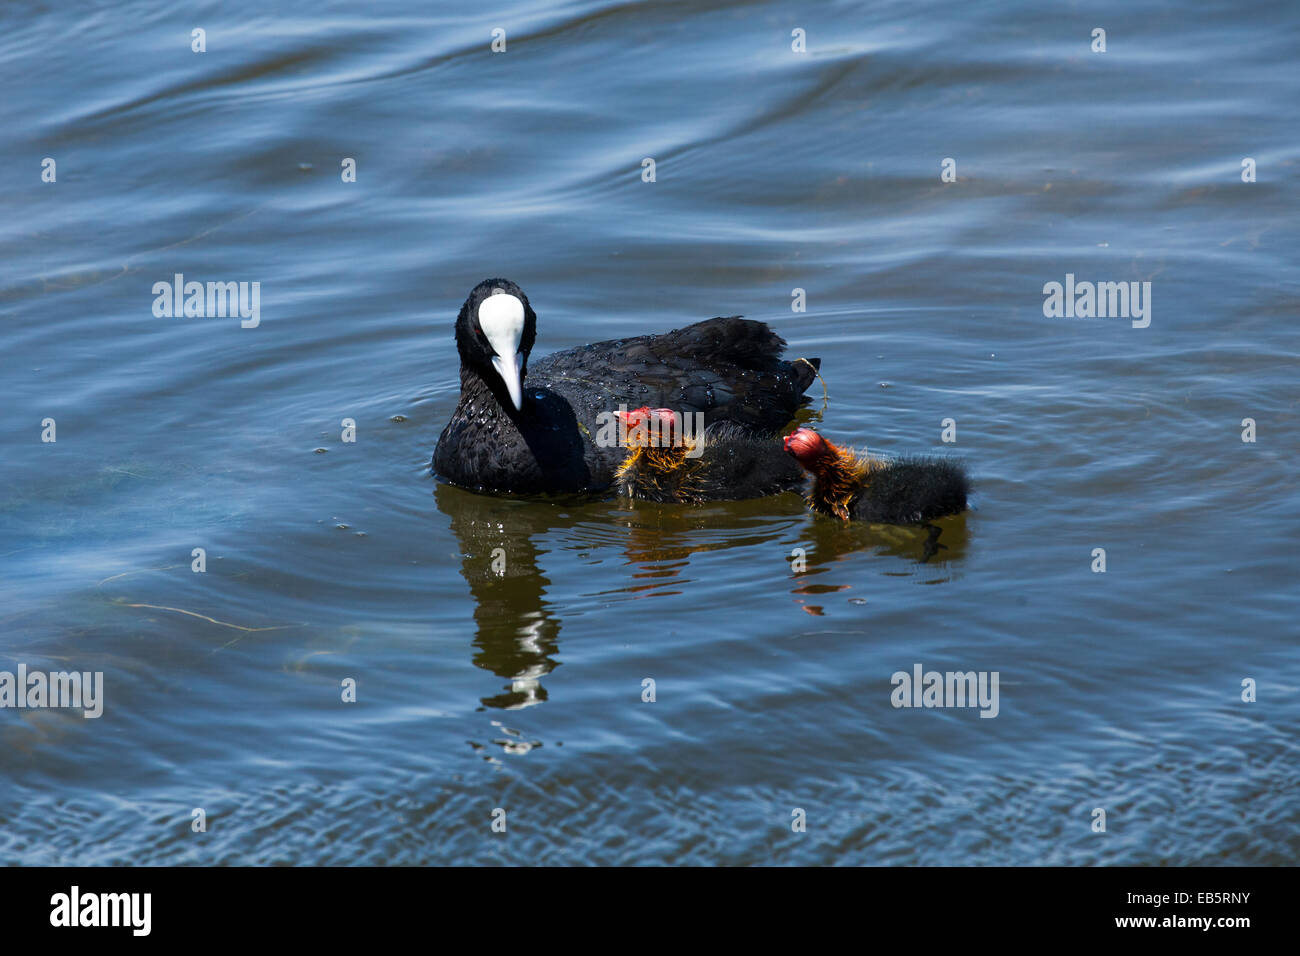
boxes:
[789,512,970,614]
[436,483,969,707]
[436,482,564,711]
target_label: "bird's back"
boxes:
[853,457,969,524]
[530,316,818,429]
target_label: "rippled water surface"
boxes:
[2,0,1297,865]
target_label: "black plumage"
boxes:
[848,457,970,524]
[613,411,805,503]
[433,278,820,495]
[783,426,969,524]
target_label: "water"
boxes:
[2,0,1297,865]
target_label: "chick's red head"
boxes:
[616,406,652,429]
[616,406,679,447]
[784,427,829,467]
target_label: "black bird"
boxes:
[783,427,969,524]
[612,406,806,503]
[433,279,820,495]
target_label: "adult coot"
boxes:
[783,427,969,524]
[433,279,820,495]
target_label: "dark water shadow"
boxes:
[437,480,971,705]
[785,510,971,615]
[435,482,568,711]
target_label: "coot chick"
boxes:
[613,407,805,503]
[784,427,969,524]
[433,279,820,495]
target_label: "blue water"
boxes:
[1,0,1297,864]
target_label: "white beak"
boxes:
[479,292,527,411]
[492,352,525,411]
